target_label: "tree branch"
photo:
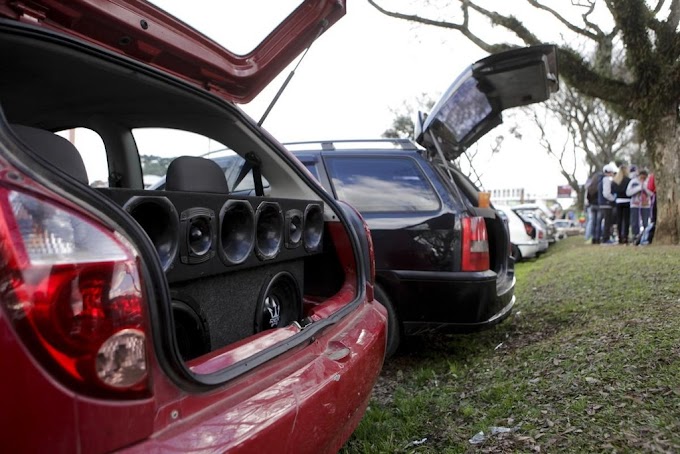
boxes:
[608,0,657,78]
[558,49,635,111]
[653,0,668,14]
[366,0,501,53]
[465,1,542,45]
[580,1,606,36]
[668,0,680,29]
[526,0,601,40]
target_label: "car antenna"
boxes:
[258,21,328,127]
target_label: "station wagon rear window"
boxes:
[325,157,440,212]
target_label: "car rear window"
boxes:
[325,156,440,212]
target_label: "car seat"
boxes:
[165,156,229,193]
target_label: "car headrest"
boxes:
[165,156,229,193]
[11,125,89,185]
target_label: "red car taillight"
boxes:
[524,221,536,239]
[0,184,149,397]
[461,216,489,271]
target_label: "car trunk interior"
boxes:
[0,27,352,371]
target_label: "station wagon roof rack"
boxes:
[285,138,421,152]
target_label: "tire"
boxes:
[374,284,400,358]
[511,244,522,262]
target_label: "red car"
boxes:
[0,1,386,452]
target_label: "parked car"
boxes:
[0,2,388,453]
[494,205,541,261]
[521,213,551,253]
[167,45,560,356]
[553,219,584,237]
[514,203,561,242]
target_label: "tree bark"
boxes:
[652,115,680,244]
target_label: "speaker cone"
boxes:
[255,202,283,260]
[123,196,179,271]
[219,200,255,265]
[180,207,216,264]
[285,209,303,249]
[303,203,324,252]
[254,271,302,332]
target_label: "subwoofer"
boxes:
[254,271,302,332]
[170,293,211,361]
[170,260,304,349]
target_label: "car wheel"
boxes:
[374,284,400,358]
[511,244,522,262]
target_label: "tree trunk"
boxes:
[652,115,680,244]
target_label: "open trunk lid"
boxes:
[415,44,559,161]
[0,0,345,103]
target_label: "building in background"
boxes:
[488,186,578,218]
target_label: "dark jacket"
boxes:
[586,172,602,205]
[611,176,631,203]
[598,174,615,207]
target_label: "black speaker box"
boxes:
[97,188,317,356]
[97,188,324,284]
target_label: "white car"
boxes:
[513,203,560,242]
[495,205,541,261]
[553,219,583,237]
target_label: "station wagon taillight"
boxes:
[461,216,489,271]
[0,181,149,397]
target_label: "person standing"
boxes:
[627,168,653,241]
[648,172,657,223]
[611,165,631,244]
[584,170,601,243]
[594,163,617,244]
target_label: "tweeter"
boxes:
[180,207,216,264]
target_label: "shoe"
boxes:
[585,238,592,244]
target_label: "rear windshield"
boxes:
[325,156,440,213]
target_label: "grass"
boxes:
[341,237,680,453]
